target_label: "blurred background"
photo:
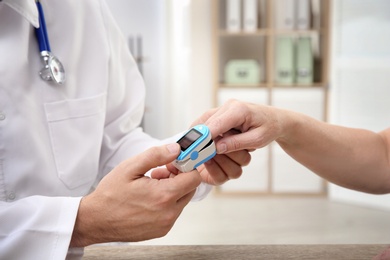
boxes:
[106,0,390,245]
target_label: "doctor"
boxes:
[0,0,250,259]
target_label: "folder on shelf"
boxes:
[311,0,321,29]
[296,0,311,30]
[226,0,241,32]
[275,37,295,85]
[295,37,313,84]
[274,0,295,30]
[243,0,258,32]
[225,60,260,84]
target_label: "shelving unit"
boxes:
[212,0,331,195]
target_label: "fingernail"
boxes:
[167,143,180,154]
[217,143,227,154]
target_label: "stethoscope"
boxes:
[35,0,65,84]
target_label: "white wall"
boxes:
[165,0,214,135]
[106,0,168,138]
[107,0,213,138]
[329,0,390,211]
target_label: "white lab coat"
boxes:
[0,0,211,259]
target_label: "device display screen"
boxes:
[177,129,202,151]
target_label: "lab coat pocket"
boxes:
[44,93,106,189]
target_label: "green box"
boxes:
[275,37,295,85]
[225,60,260,84]
[296,37,313,84]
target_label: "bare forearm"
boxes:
[276,110,390,194]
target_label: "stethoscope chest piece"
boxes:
[39,51,66,84]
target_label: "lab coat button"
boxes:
[7,192,15,201]
[0,112,5,120]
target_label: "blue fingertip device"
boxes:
[172,124,216,172]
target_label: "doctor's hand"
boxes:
[70,143,201,247]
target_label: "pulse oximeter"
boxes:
[172,124,216,172]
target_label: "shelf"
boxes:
[219,83,328,89]
[273,29,326,36]
[219,83,268,88]
[219,29,270,37]
[219,29,326,37]
[272,83,328,88]
[212,0,331,196]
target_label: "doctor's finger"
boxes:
[162,170,202,200]
[150,168,173,180]
[118,143,181,180]
[176,189,197,208]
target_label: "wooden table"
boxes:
[83,244,390,259]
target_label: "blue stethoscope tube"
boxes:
[35,1,51,52]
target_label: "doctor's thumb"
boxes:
[120,143,181,180]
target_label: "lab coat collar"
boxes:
[2,0,39,28]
